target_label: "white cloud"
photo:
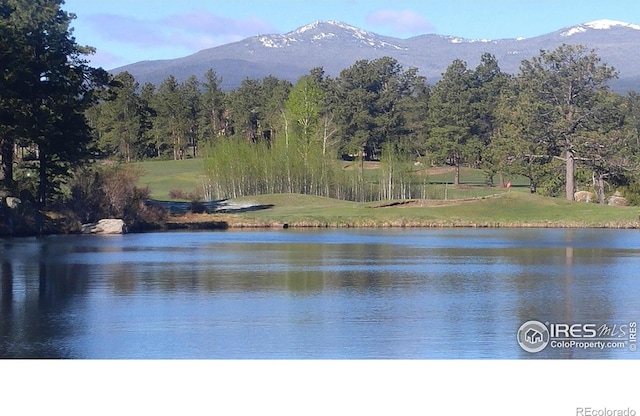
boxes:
[86,11,276,50]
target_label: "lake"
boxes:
[1,228,638,359]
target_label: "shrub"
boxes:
[69,167,108,223]
[68,164,167,228]
[169,188,203,201]
[189,200,207,214]
[169,188,187,200]
[621,177,640,206]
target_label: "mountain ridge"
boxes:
[111,19,640,92]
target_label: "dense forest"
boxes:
[86,48,640,204]
[2,1,640,234]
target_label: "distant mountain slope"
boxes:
[111,19,640,92]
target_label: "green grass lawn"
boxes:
[227,192,640,228]
[134,158,639,228]
[136,158,206,200]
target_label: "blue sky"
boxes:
[63,0,640,69]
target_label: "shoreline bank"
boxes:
[164,213,640,231]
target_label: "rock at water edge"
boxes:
[82,219,126,234]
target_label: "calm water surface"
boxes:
[1,228,638,359]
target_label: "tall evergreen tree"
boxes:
[228,78,264,142]
[0,1,23,188]
[180,75,202,158]
[199,69,229,144]
[334,57,420,160]
[0,0,107,204]
[154,75,190,160]
[518,44,618,200]
[96,71,145,162]
[489,79,559,193]
[471,53,510,184]
[426,59,477,186]
[138,82,158,158]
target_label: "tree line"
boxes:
[87,49,640,203]
[2,0,640,213]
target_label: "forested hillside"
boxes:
[2,1,640,236]
[89,49,640,204]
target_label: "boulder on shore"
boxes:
[81,219,127,235]
[607,191,628,207]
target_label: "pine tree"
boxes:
[97,72,145,162]
[518,44,618,200]
[0,0,107,204]
[426,59,476,186]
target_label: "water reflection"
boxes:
[0,229,638,359]
[1,262,12,314]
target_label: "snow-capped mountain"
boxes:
[112,19,640,92]
[561,19,640,36]
[258,20,406,50]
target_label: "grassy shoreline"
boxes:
[165,192,640,230]
[133,159,639,230]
